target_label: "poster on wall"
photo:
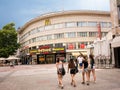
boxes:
[39,55,45,61]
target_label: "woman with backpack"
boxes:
[67,58,78,87]
[56,58,64,89]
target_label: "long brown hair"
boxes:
[68,58,75,68]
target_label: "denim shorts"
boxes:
[84,68,88,72]
[79,63,82,67]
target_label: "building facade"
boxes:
[17,10,111,64]
[110,0,120,68]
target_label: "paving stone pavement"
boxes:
[0,64,120,90]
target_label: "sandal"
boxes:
[74,85,76,87]
[81,82,85,84]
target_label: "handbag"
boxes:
[74,61,78,73]
[75,66,78,73]
[62,64,66,75]
[62,67,66,75]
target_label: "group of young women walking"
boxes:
[56,54,96,89]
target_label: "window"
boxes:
[100,22,108,28]
[65,32,76,38]
[102,32,107,37]
[40,36,47,41]
[29,39,31,44]
[78,42,88,49]
[45,44,53,47]
[55,43,63,47]
[66,22,77,28]
[88,22,97,27]
[77,22,87,27]
[89,42,94,44]
[67,43,76,49]
[54,23,64,29]
[108,22,112,28]
[89,32,97,37]
[77,32,87,37]
[54,33,64,39]
[36,37,39,42]
[38,27,44,32]
[47,35,52,40]
[45,25,53,30]
[25,41,29,45]
[32,38,36,43]
[30,28,37,35]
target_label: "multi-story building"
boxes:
[110,0,120,68]
[17,10,111,64]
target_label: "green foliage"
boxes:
[0,23,20,58]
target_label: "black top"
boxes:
[82,60,88,69]
[90,58,95,69]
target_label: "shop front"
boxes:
[29,49,37,64]
[37,46,66,64]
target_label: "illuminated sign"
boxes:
[38,45,51,54]
[38,48,51,54]
[29,50,38,54]
[38,46,65,54]
[45,19,51,26]
[52,47,65,53]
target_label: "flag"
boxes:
[97,23,102,40]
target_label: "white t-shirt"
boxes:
[77,56,83,64]
[58,63,62,69]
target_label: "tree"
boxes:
[0,23,20,58]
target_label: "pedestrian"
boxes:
[10,61,14,68]
[67,58,77,87]
[77,54,83,69]
[56,58,64,89]
[88,54,96,83]
[81,55,90,85]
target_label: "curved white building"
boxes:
[18,10,111,64]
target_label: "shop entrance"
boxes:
[114,47,120,68]
[46,54,55,64]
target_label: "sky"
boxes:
[0,0,110,29]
